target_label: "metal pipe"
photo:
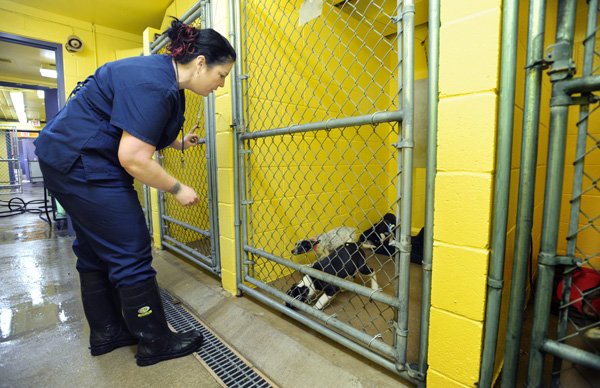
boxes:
[542,340,600,371]
[162,215,210,237]
[479,1,519,387]
[150,0,206,52]
[244,246,401,308]
[238,283,421,384]
[202,3,220,272]
[239,110,404,140]
[501,0,547,386]
[555,74,600,94]
[238,0,254,283]
[417,0,439,384]
[162,239,218,275]
[392,0,415,369]
[526,1,578,386]
[230,0,245,293]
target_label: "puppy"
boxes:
[358,214,425,263]
[291,226,357,258]
[358,213,397,255]
[286,242,378,310]
[410,227,424,264]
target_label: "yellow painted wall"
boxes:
[429,1,501,386]
[0,0,143,99]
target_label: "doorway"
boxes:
[0,33,64,190]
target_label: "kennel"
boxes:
[230,0,429,383]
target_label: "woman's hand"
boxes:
[173,183,199,206]
[182,131,200,149]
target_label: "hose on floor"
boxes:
[0,196,54,224]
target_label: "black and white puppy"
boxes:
[358,213,397,255]
[291,226,357,258]
[286,242,378,310]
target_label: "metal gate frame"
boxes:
[231,0,430,383]
[150,0,222,275]
[0,127,22,195]
[524,0,600,386]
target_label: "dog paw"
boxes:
[362,241,376,249]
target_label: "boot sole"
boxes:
[136,335,204,367]
[91,338,138,356]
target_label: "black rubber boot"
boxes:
[119,277,204,367]
[79,272,137,356]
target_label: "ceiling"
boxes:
[0,41,56,125]
[0,1,171,126]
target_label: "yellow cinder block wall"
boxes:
[429,2,501,386]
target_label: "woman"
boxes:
[34,19,236,366]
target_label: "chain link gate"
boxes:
[233,0,424,382]
[0,127,22,195]
[149,1,221,275]
[526,0,600,386]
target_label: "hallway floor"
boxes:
[0,183,406,388]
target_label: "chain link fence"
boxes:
[526,2,600,385]
[235,0,424,381]
[550,3,600,383]
[150,1,221,274]
[0,127,22,195]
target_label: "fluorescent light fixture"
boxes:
[37,90,45,99]
[9,91,28,124]
[41,50,55,62]
[40,64,57,78]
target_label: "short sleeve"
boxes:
[110,83,176,146]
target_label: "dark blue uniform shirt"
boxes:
[35,54,185,184]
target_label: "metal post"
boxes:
[393,0,415,369]
[479,1,519,387]
[501,0,547,386]
[527,1,578,386]
[230,0,245,292]
[417,0,440,384]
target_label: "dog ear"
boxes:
[291,239,313,255]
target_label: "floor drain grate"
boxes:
[160,288,274,388]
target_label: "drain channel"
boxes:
[160,288,274,388]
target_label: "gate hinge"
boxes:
[393,140,414,149]
[545,41,577,81]
[405,362,426,382]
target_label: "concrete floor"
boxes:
[0,183,407,388]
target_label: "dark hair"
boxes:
[165,18,236,66]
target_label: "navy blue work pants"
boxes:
[40,160,156,287]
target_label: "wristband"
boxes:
[169,182,181,195]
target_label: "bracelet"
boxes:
[169,182,181,195]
